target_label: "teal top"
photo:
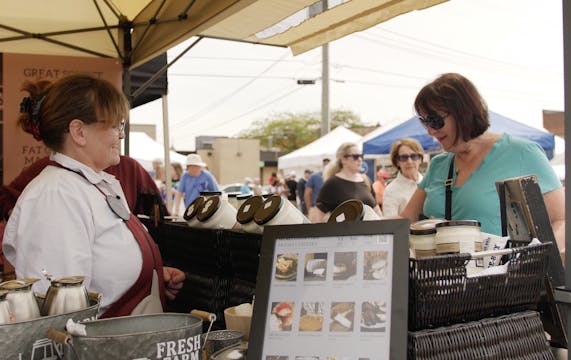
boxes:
[419,134,561,235]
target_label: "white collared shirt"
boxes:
[3,152,142,313]
[382,171,423,217]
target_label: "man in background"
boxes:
[285,171,298,208]
[297,169,313,215]
[304,158,330,215]
[173,154,219,215]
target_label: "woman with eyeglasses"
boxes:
[382,138,424,217]
[400,73,564,254]
[3,74,185,318]
[309,142,382,222]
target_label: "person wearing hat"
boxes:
[173,154,220,215]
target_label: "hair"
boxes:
[389,137,424,170]
[414,73,489,143]
[18,74,129,151]
[324,142,359,180]
[171,162,183,181]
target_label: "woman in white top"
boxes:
[3,74,184,317]
[382,138,424,216]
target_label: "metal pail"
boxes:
[60,312,203,360]
[0,292,99,360]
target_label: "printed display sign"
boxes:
[249,220,409,360]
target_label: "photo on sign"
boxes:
[360,301,387,332]
[304,252,328,281]
[275,253,298,281]
[329,302,355,332]
[299,301,325,332]
[270,301,295,331]
[332,252,357,281]
[363,250,388,280]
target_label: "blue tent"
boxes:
[363,111,556,159]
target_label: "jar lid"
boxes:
[183,197,205,221]
[254,195,283,225]
[200,191,222,196]
[410,228,436,235]
[435,220,481,228]
[196,196,221,222]
[328,199,364,223]
[236,196,264,224]
[236,194,252,200]
[227,193,239,198]
[410,218,445,231]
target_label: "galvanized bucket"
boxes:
[0,292,99,359]
[53,312,203,360]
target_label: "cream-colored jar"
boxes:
[434,220,481,255]
[410,228,437,258]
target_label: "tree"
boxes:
[239,109,365,153]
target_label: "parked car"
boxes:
[220,183,253,194]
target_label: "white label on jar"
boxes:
[264,201,272,209]
[243,204,251,212]
[335,213,346,222]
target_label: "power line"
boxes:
[172,49,292,130]
[208,85,307,133]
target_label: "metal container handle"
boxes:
[47,328,71,344]
[190,309,217,350]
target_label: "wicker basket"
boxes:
[409,242,550,330]
[408,311,555,360]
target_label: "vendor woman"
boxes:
[400,73,565,255]
[3,74,185,317]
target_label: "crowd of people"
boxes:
[0,71,565,322]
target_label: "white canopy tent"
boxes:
[128,132,187,171]
[278,126,361,178]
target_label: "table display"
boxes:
[249,220,409,360]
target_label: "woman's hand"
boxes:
[163,266,185,300]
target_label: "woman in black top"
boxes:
[309,142,382,222]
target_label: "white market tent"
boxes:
[278,126,361,177]
[128,132,187,171]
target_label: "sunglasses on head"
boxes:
[418,113,447,130]
[397,153,422,162]
[343,153,363,160]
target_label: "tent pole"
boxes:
[122,69,132,156]
[562,0,571,352]
[162,94,173,214]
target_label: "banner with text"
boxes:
[1,53,122,183]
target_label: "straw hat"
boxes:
[185,154,206,167]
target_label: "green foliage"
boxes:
[239,109,364,152]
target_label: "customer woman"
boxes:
[382,138,424,216]
[3,74,185,318]
[400,73,565,253]
[309,142,382,222]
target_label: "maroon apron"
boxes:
[48,161,166,318]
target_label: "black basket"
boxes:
[409,242,551,330]
[408,311,555,360]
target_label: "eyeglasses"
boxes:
[397,153,422,162]
[418,113,447,130]
[112,121,126,134]
[343,153,363,160]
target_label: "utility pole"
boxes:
[321,43,330,137]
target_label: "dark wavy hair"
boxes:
[18,74,129,151]
[414,73,489,143]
